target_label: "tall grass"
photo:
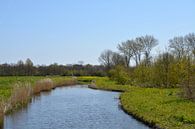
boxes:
[0,100,4,129]
[33,78,54,94]
[5,83,32,113]
[0,76,78,128]
[53,77,77,87]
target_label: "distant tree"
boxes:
[127,39,144,66]
[169,36,187,59]
[118,41,133,67]
[111,52,125,66]
[185,33,195,59]
[98,50,114,70]
[25,58,34,75]
[17,60,25,75]
[25,58,33,66]
[137,35,158,66]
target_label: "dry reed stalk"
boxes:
[0,100,4,129]
[33,78,54,94]
[55,79,77,87]
[5,83,32,113]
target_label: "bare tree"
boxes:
[111,52,125,66]
[126,39,144,66]
[138,35,158,65]
[117,41,133,67]
[185,33,195,59]
[169,36,186,59]
[98,50,113,69]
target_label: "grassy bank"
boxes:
[0,76,77,99]
[0,76,77,128]
[91,77,195,129]
[1,76,195,129]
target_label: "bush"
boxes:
[133,64,154,87]
[182,66,195,100]
[109,65,130,85]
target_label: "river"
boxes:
[4,85,149,129]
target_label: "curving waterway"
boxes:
[4,85,149,129]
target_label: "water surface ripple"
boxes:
[4,85,149,129]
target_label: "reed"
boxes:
[54,78,77,87]
[33,78,54,94]
[5,83,32,113]
[0,101,4,129]
[0,77,78,128]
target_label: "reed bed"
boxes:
[54,79,77,87]
[0,101,4,129]
[0,77,78,128]
[33,78,54,94]
[5,83,32,113]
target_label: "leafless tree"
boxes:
[185,33,195,59]
[117,41,133,67]
[137,35,158,65]
[111,52,125,66]
[169,36,186,59]
[127,39,144,66]
[98,49,113,69]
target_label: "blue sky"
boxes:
[0,0,195,65]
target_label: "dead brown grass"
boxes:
[0,101,4,129]
[0,77,77,128]
[5,83,33,112]
[54,79,77,87]
[33,78,54,94]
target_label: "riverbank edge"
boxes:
[0,77,78,128]
[88,84,162,129]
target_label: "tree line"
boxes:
[99,33,195,100]
[0,59,106,76]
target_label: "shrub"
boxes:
[182,76,195,100]
[133,64,154,87]
[180,61,195,100]
[109,65,130,85]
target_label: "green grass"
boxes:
[93,77,195,129]
[0,76,77,128]
[0,76,195,129]
[77,76,99,84]
[0,76,44,99]
[0,76,75,99]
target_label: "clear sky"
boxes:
[0,0,195,65]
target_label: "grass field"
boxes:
[92,77,195,129]
[0,76,44,99]
[0,76,76,99]
[0,76,78,128]
[0,76,195,129]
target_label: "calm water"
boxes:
[4,85,149,129]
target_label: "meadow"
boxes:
[0,76,77,128]
[0,76,195,129]
[91,77,195,129]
